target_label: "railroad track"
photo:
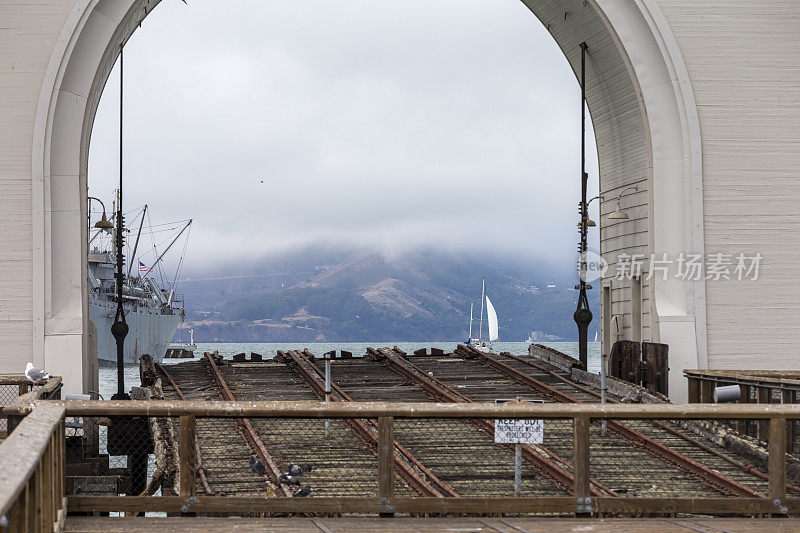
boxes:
[451,344,765,498]
[363,347,617,498]
[153,362,214,495]
[490,350,800,496]
[203,353,294,497]
[150,348,782,500]
[276,349,458,498]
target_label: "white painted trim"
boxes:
[31,0,96,369]
[635,0,708,367]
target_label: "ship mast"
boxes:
[479,278,485,344]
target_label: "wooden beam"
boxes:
[377,416,394,501]
[179,416,196,498]
[769,417,787,501]
[687,377,699,404]
[783,389,795,454]
[573,416,590,500]
[2,377,62,415]
[65,495,800,516]
[758,387,770,442]
[0,403,65,519]
[56,399,800,420]
[700,380,714,403]
[738,384,749,435]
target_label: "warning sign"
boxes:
[494,399,544,444]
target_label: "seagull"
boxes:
[25,362,50,383]
[249,454,266,475]
[278,473,300,486]
[288,463,314,476]
[293,486,313,497]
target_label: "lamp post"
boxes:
[110,44,128,401]
[574,41,592,371]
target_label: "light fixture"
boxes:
[88,196,114,232]
[94,212,114,231]
[607,186,639,221]
[586,195,602,227]
[608,203,628,220]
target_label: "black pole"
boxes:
[574,42,592,370]
[110,44,129,401]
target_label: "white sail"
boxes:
[486,295,499,342]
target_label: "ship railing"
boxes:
[1,400,800,523]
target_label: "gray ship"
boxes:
[88,202,191,364]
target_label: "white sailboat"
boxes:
[465,278,499,351]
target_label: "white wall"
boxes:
[658,1,800,371]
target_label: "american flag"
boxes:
[138,260,148,274]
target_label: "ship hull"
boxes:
[89,297,182,364]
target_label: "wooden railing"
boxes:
[2,399,800,523]
[0,403,65,532]
[686,369,800,450]
[2,377,62,436]
[61,401,800,516]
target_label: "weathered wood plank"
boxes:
[59,516,800,533]
[65,495,800,515]
[573,416,590,500]
[0,402,64,518]
[377,416,394,501]
[57,399,800,419]
[769,417,787,501]
[179,416,196,498]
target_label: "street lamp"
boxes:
[607,186,639,220]
[585,195,603,227]
[88,196,114,232]
[574,41,592,371]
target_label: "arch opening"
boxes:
[32,0,706,402]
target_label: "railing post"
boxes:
[377,416,394,513]
[738,384,749,435]
[700,379,714,403]
[769,416,787,502]
[573,415,590,512]
[758,387,770,442]
[687,377,699,403]
[782,389,794,454]
[179,415,197,498]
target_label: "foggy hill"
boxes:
[178,247,600,342]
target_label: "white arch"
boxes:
[32,0,705,400]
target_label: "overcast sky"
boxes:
[88,0,599,272]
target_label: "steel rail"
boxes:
[153,362,214,495]
[456,345,764,498]
[276,350,457,498]
[203,353,294,498]
[290,350,461,498]
[494,350,800,495]
[365,347,616,498]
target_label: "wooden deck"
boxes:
[64,516,800,532]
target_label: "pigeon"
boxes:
[278,473,300,486]
[25,362,50,383]
[288,463,314,476]
[249,454,266,476]
[293,486,313,497]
